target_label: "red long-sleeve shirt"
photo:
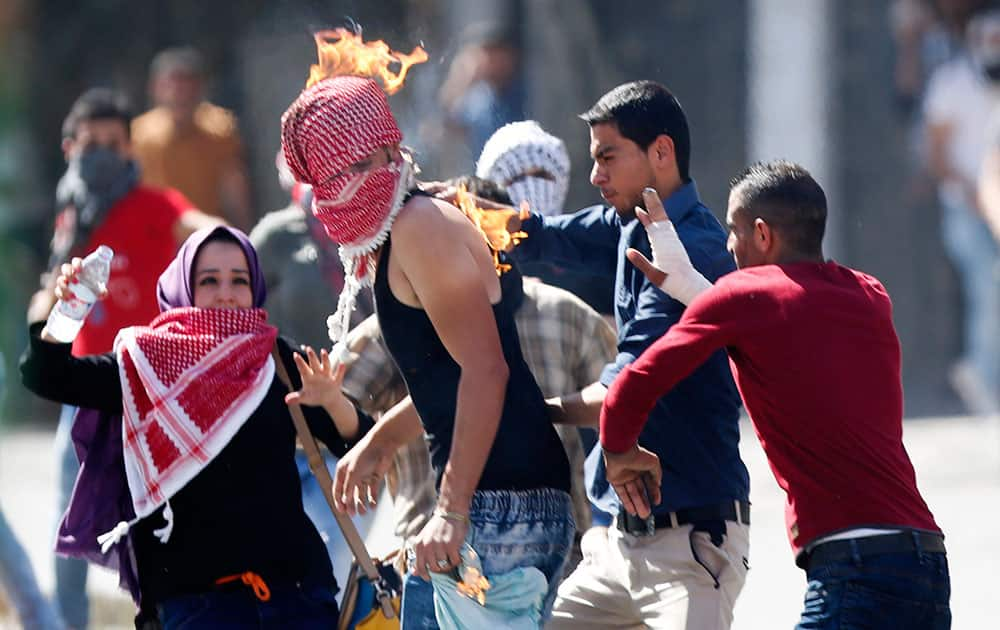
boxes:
[601,261,940,552]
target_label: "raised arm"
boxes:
[20,322,123,413]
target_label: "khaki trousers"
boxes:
[546,521,750,630]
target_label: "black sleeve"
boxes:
[19,322,124,413]
[275,336,376,457]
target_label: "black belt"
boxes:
[617,500,750,536]
[797,530,946,571]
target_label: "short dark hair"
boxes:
[61,88,134,140]
[445,175,513,206]
[729,160,827,255]
[580,80,691,181]
[150,46,205,79]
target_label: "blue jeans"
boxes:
[54,404,88,629]
[940,196,1000,405]
[796,545,951,629]
[400,488,574,629]
[0,504,65,630]
[157,580,339,629]
[296,452,377,605]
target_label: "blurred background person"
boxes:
[892,0,987,116]
[132,47,254,230]
[436,22,525,176]
[0,348,65,630]
[891,0,990,237]
[923,6,1000,415]
[475,119,614,316]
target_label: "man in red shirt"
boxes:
[600,161,950,628]
[27,88,218,629]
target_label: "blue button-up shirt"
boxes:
[513,181,749,516]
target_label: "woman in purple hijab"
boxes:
[21,226,374,629]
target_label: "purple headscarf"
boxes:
[156,225,267,311]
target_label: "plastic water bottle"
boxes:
[45,245,114,343]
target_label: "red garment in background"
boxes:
[601,261,940,553]
[71,186,192,356]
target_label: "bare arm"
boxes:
[980,145,1000,242]
[392,200,509,517]
[547,381,607,427]
[926,121,959,184]
[172,209,226,244]
[391,198,510,575]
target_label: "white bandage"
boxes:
[644,219,712,305]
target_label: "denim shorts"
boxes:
[796,541,951,629]
[401,487,575,629]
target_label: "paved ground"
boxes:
[1,415,996,629]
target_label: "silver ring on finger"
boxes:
[436,559,449,569]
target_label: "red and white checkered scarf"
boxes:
[114,307,278,519]
[280,76,414,353]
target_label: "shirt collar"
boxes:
[663,180,702,223]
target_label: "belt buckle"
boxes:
[618,510,655,537]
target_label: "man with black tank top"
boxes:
[281,71,574,627]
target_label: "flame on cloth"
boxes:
[306,28,428,93]
[454,185,530,275]
[456,565,492,606]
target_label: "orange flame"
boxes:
[455,566,491,606]
[306,28,428,93]
[454,186,530,275]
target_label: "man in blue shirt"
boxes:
[508,81,750,629]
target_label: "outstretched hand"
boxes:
[604,443,662,519]
[285,346,346,408]
[628,187,712,306]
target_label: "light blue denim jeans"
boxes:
[940,195,1000,406]
[400,488,574,629]
[54,404,88,629]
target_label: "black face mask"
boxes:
[72,145,134,192]
[50,145,140,268]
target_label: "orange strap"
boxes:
[214,571,271,602]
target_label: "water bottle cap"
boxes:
[95,245,114,260]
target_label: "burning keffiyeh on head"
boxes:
[280,28,427,354]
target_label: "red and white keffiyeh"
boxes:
[114,308,277,524]
[280,76,414,354]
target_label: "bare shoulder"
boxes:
[392,195,477,246]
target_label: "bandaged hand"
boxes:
[627,187,711,305]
